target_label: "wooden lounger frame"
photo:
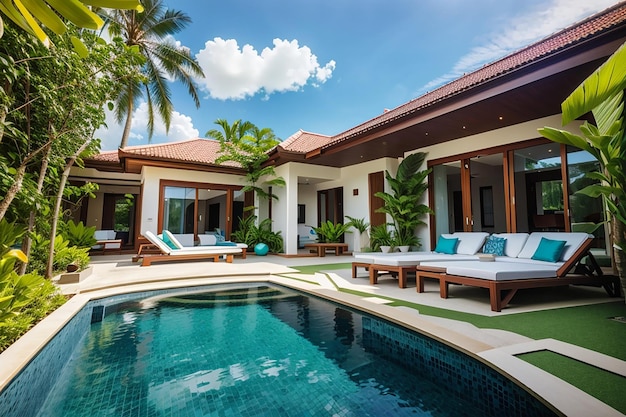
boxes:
[138,252,235,267]
[416,238,621,311]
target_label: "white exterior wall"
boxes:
[139,166,245,235]
[276,159,397,254]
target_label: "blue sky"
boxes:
[96,0,622,151]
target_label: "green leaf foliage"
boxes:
[374,152,432,248]
[313,221,351,243]
[561,41,626,125]
[59,219,96,248]
[231,215,283,253]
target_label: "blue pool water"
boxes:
[6,284,556,417]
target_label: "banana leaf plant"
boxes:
[538,40,626,298]
[374,152,432,249]
[0,0,143,51]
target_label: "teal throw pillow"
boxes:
[435,236,459,254]
[215,233,225,243]
[483,236,506,256]
[161,232,178,250]
[531,237,566,262]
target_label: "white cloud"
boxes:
[419,0,619,93]
[94,102,199,150]
[194,37,336,100]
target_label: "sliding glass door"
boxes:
[163,186,196,234]
[431,153,505,237]
[159,181,244,239]
[429,140,606,252]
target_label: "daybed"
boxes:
[198,233,248,259]
[352,232,490,288]
[133,231,241,266]
[415,232,619,311]
[92,229,122,253]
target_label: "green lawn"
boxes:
[290,263,626,413]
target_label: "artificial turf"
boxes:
[289,263,626,414]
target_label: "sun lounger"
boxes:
[134,231,242,266]
[197,233,248,259]
[415,232,620,311]
[353,232,490,288]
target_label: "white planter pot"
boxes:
[398,245,410,252]
[380,245,392,253]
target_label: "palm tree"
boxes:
[207,119,285,201]
[103,0,204,148]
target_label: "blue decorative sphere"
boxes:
[254,243,269,256]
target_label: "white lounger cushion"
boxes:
[198,234,217,246]
[491,233,529,258]
[366,253,480,267]
[198,233,248,249]
[449,232,490,255]
[516,232,590,262]
[422,260,559,281]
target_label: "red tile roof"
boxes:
[118,138,239,167]
[321,1,626,149]
[279,130,333,153]
[90,150,120,163]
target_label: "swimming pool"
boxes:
[2,283,557,417]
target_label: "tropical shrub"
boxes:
[59,220,97,248]
[27,234,90,275]
[0,220,66,352]
[313,221,351,243]
[231,215,284,253]
[346,216,369,233]
[369,224,394,252]
[52,236,91,273]
[375,152,432,249]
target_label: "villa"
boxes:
[72,3,626,263]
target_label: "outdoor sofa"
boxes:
[414,232,620,311]
[133,230,242,266]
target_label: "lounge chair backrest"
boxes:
[144,230,172,254]
[449,232,489,255]
[491,233,529,258]
[172,233,195,247]
[198,234,217,246]
[517,232,591,262]
[162,230,185,249]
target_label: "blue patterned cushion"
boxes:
[483,236,506,256]
[434,236,459,254]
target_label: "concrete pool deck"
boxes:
[2,253,625,417]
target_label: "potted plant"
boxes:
[313,220,351,243]
[369,224,394,252]
[392,232,419,252]
[539,40,626,300]
[346,216,370,252]
[375,152,432,251]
